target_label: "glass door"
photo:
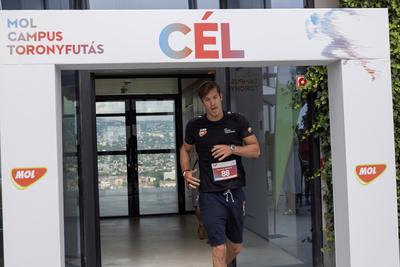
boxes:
[133,99,178,215]
[96,101,129,217]
[96,97,179,217]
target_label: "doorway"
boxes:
[68,70,320,267]
[92,74,215,267]
[95,96,180,217]
[63,71,318,267]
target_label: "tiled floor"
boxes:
[100,215,311,267]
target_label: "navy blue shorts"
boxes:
[199,188,245,246]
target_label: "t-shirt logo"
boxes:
[199,128,207,137]
[248,127,252,133]
[224,128,236,134]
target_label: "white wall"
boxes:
[328,59,399,267]
[0,65,65,267]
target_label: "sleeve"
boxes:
[184,120,196,145]
[237,114,254,139]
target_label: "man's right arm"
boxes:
[180,141,200,189]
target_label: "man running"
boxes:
[180,81,260,267]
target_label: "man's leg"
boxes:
[212,244,227,267]
[225,188,245,265]
[199,192,229,266]
[225,240,241,265]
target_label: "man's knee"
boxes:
[227,243,241,256]
[212,244,226,261]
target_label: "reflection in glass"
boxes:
[89,0,188,9]
[96,117,126,151]
[136,100,174,113]
[62,71,81,267]
[181,78,212,212]
[227,0,264,8]
[268,66,312,266]
[96,101,125,114]
[197,0,219,9]
[95,78,178,95]
[63,117,77,154]
[271,0,304,8]
[231,67,313,267]
[98,155,128,216]
[1,0,72,9]
[136,115,175,150]
[138,153,178,215]
[1,0,44,9]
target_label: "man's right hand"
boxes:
[183,169,200,189]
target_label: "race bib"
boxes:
[211,160,238,182]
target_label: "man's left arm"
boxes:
[233,135,260,158]
[211,135,260,161]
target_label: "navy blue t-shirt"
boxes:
[185,112,254,193]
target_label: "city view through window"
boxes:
[96,100,178,216]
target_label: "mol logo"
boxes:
[159,11,245,59]
[355,164,386,185]
[11,167,47,189]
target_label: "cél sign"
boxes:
[159,11,245,59]
[11,167,47,189]
[355,164,386,185]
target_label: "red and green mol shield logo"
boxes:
[355,164,386,185]
[11,167,47,189]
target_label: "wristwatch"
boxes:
[230,144,237,152]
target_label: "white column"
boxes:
[328,59,399,267]
[0,65,64,267]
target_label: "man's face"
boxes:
[201,88,223,117]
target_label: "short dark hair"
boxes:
[198,81,221,100]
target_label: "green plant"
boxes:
[295,66,334,251]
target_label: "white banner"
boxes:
[0,9,390,66]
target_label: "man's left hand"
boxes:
[211,145,233,161]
